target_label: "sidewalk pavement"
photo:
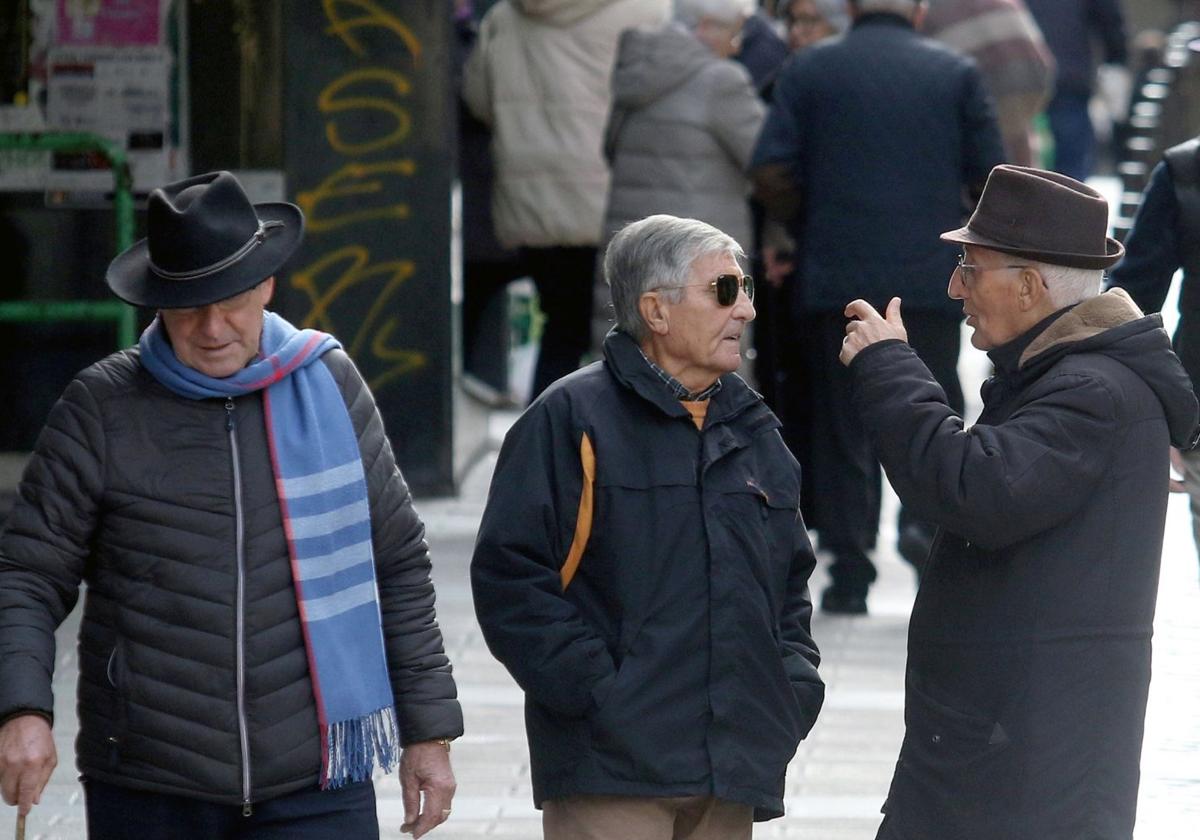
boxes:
[15,407,1200,840]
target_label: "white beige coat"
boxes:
[463,0,670,249]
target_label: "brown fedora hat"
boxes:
[940,165,1124,269]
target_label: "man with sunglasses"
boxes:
[472,214,824,840]
[839,165,1198,839]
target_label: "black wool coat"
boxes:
[751,12,1004,315]
[471,330,824,820]
[849,291,1199,840]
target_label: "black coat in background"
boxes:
[1024,0,1127,97]
[752,13,1004,316]
[1108,149,1200,396]
[849,291,1198,840]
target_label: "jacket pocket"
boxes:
[104,640,130,769]
[894,683,1016,825]
[587,647,707,785]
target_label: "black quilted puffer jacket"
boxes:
[0,348,462,807]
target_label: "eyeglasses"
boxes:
[956,254,1029,286]
[655,274,755,306]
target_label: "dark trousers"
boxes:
[807,310,964,593]
[875,814,902,839]
[1046,90,1095,182]
[523,245,598,402]
[83,779,379,840]
[463,258,522,394]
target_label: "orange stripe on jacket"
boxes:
[561,432,595,590]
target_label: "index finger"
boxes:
[411,784,454,839]
[843,298,882,322]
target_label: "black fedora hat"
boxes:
[941,165,1124,269]
[107,171,304,308]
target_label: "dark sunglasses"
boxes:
[710,273,754,305]
[655,274,754,306]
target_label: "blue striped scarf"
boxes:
[139,311,398,788]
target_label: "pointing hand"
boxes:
[840,297,908,366]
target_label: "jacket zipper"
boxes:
[226,398,253,817]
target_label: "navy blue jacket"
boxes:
[1108,157,1200,395]
[734,10,790,98]
[471,330,824,820]
[751,14,1004,315]
[1025,0,1127,97]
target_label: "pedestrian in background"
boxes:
[0,172,462,839]
[462,0,670,402]
[751,0,1004,613]
[454,0,523,399]
[780,0,849,52]
[756,0,850,531]
[734,1,790,97]
[923,0,1055,167]
[1024,0,1129,181]
[1108,135,1200,573]
[841,164,1198,839]
[472,214,824,840]
[603,0,765,265]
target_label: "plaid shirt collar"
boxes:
[637,347,723,402]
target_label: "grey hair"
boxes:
[1032,262,1105,308]
[605,214,744,343]
[850,0,923,17]
[673,0,755,27]
[810,0,851,32]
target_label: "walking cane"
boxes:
[15,813,24,840]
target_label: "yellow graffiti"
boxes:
[322,0,422,61]
[295,160,417,233]
[291,244,427,388]
[319,68,412,155]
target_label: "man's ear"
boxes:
[260,275,277,305]
[1017,267,1047,311]
[638,291,670,336]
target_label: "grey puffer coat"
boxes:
[603,23,766,251]
[0,348,462,807]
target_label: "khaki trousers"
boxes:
[542,795,753,840]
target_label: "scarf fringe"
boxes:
[322,706,400,789]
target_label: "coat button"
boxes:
[931,734,942,744]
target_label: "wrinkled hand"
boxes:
[762,246,795,289]
[0,715,56,817]
[1170,446,1187,493]
[399,740,456,838]
[840,297,908,366]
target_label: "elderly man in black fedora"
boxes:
[840,164,1199,840]
[0,171,461,839]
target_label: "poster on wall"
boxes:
[56,0,161,47]
[0,0,184,198]
[44,45,172,193]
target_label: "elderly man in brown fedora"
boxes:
[0,171,461,839]
[839,165,1199,840]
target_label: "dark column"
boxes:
[281,1,455,494]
